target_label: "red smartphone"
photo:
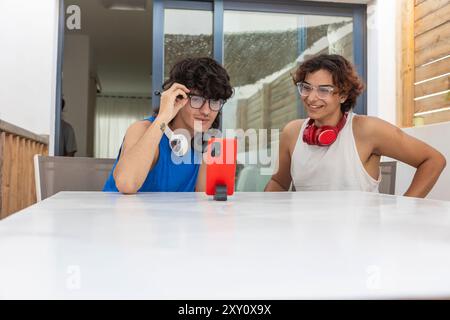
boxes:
[205,138,237,199]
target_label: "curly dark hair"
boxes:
[161,57,233,129]
[293,54,365,113]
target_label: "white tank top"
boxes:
[291,112,381,192]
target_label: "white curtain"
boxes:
[94,96,152,158]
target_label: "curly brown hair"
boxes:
[293,54,365,113]
[162,57,233,129]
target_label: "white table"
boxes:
[0,191,449,299]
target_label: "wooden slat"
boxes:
[247,93,261,105]
[10,135,20,214]
[415,25,450,66]
[247,96,261,109]
[270,71,291,88]
[0,132,5,218]
[261,83,271,129]
[27,139,34,205]
[270,88,293,104]
[270,95,296,112]
[2,134,13,218]
[272,70,291,83]
[24,139,30,205]
[415,0,427,5]
[414,92,450,113]
[270,112,297,130]
[418,108,450,125]
[246,107,260,122]
[29,142,37,204]
[415,0,449,21]
[24,138,31,208]
[32,142,40,204]
[246,119,261,130]
[247,101,262,117]
[398,0,416,127]
[415,21,450,52]
[415,3,450,37]
[270,104,295,120]
[415,75,450,97]
[415,57,450,82]
[5,134,14,217]
[236,100,247,130]
[0,135,48,218]
[18,137,25,209]
[0,126,48,219]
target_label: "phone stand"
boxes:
[213,185,228,201]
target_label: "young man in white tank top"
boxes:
[265,54,446,198]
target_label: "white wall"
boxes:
[62,34,93,157]
[366,0,397,124]
[393,123,450,201]
[0,0,60,155]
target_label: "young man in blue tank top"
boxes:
[265,54,446,198]
[103,57,233,193]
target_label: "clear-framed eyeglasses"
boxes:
[296,82,336,99]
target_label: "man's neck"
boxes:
[314,110,344,127]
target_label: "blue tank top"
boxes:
[103,116,200,192]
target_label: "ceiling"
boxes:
[65,0,153,95]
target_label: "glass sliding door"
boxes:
[164,9,214,80]
[152,0,214,109]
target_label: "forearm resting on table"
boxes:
[265,178,289,191]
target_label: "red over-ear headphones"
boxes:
[303,113,348,146]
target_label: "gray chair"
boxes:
[237,161,397,194]
[379,161,397,195]
[34,155,115,201]
[236,165,273,191]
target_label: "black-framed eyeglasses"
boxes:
[187,94,225,112]
[296,82,336,99]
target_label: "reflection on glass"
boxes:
[223,11,353,191]
[164,9,213,80]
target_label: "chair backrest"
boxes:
[236,165,273,191]
[34,155,115,201]
[379,161,397,195]
[236,161,398,193]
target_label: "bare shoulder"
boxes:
[352,114,377,130]
[282,119,305,153]
[353,115,401,135]
[283,119,305,138]
[353,114,406,156]
[121,119,154,153]
[352,114,400,137]
[128,118,152,132]
[125,119,152,139]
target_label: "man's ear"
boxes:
[175,96,189,109]
[339,95,348,104]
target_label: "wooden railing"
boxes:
[0,120,48,219]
